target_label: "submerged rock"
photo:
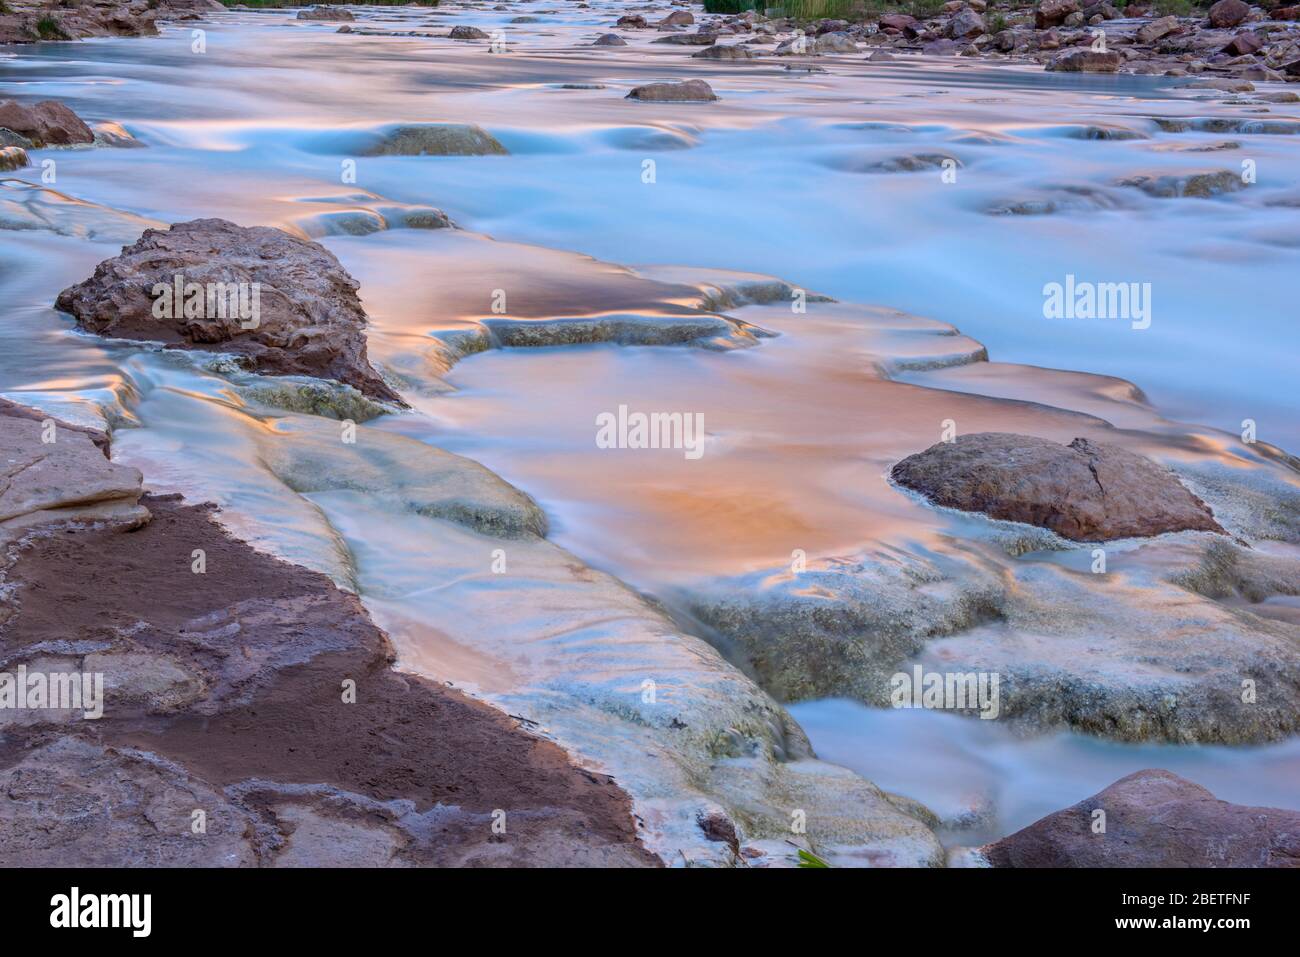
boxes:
[626,80,718,102]
[359,123,508,157]
[985,769,1300,866]
[92,121,144,148]
[892,433,1225,541]
[53,218,403,405]
[592,33,627,46]
[0,99,93,148]
[856,153,960,173]
[1153,117,1300,135]
[1118,169,1245,198]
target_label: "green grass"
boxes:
[702,0,763,13]
[796,848,830,868]
[36,15,70,39]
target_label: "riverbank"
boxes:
[0,401,658,866]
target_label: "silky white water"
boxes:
[3,5,1298,855]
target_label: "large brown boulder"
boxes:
[985,770,1300,867]
[0,99,93,148]
[657,10,694,27]
[878,14,918,32]
[1035,0,1079,28]
[1135,14,1180,43]
[1223,30,1266,54]
[891,432,1224,541]
[1208,0,1251,27]
[948,7,987,38]
[1046,48,1123,72]
[53,219,403,405]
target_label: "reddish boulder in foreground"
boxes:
[54,218,403,404]
[890,432,1224,541]
[984,770,1300,867]
[0,99,93,147]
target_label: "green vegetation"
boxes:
[1153,0,1197,13]
[702,0,763,13]
[36,16,71,39]
[796,848,831,868]
[986,11,1008,32]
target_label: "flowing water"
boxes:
[3,5,1299,860]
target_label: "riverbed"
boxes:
[2,4,1298,861]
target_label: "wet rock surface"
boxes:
[891,432,1225,541]
[53,218,403,404]
[0,400,147,541]
[358,124,509,157]
[626,79,718,101]
[984,769,1300,866]
[0,147,28,171]
[0,481,658,866]
[0,99,93,148]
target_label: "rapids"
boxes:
[2,4,1298,863]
